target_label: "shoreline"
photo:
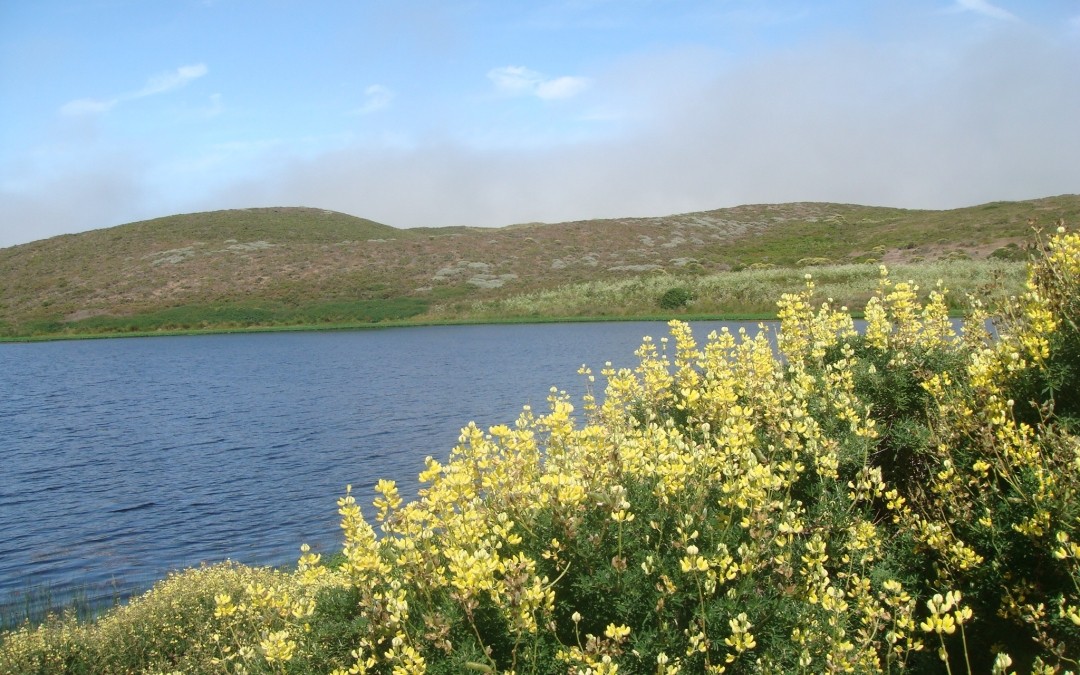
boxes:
[0,312,790,343]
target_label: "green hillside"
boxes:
[1,196,1077,339]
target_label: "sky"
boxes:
[1,1,1079,248]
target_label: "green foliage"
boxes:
[466,259,1025,321]
[997,230,1080,430]
[989,243,1029,262]
[826,338,967,492]
[48,298,430,336]
[796,257,832,267]
[658,286,694,310]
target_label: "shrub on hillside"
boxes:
[796,256,833,267]
[989,243,1028,262]
[3,229,1079,674]
[659,287,694,310]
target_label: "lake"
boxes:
[0,320,769,614]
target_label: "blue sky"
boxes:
[1,0,1078,247]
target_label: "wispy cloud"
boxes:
[488,65,590,100]
[352,84,395,114]
[135,63,207,97]
[200,93,225,118]
[59,98,117,116]
[60,63,208,116]
[536,76,590,100]
[953,0,1017,21]
[488,66,540,94]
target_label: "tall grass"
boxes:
[454,259,1026,319]
[0,582,121,633]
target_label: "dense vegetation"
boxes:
[3,197,1077,339]
[2,226,1078,673]
[450,258,1026,322]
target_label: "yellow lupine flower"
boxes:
[260,629,296,663]
[724,613,757,660]
[604,623,631,641]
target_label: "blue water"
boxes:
[0,321,766,612]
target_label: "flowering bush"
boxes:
[2,228,1079,674]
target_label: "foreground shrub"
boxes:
[2,229,1078,674]
[0,563,305,673]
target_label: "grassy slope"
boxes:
[1,196,1076,338]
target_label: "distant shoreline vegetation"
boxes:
[0,259,1027,342]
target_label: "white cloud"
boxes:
[59,63,209,116]
[953,0,1017,21]
[536,76,591,100]
[200,93,225,118]
[197,27,1079,233]
[59,98,117,116]
[135,63,208,98]
[0,152,153,247]
[353,84,395,114]
[487,65,590,99]
[488,65,544,94]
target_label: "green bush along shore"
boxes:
[2,228,1079,673]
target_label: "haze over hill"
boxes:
[3,2,1078,249]
[2,195,1076,339]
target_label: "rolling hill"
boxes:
[2,196,1077,338]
